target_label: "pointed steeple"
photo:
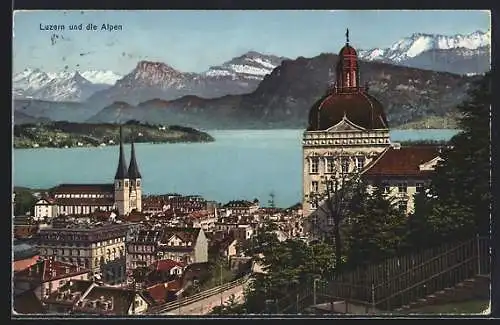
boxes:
[128,141,142,179]
[345,28,350,45]
[114,125,129,180]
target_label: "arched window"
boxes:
[112,248,117,260]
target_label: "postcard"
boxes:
[12,9,491,317]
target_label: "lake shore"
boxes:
[13,122,215,149]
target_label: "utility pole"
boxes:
[313,278,320,306]
[220,263,223,306]
[268,192,275,209]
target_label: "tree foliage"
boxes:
[344,184,408,267]
[409,73,491,245]
[13,188,37,216]
[211,294,246,315]
[240,236,335,314]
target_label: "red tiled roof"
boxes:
[51,184,114,194]
[149,259,184,272]
[16,258,89,282]
[166,279,182,291]
[363,146,440,177]
[188,210,210,219]
[13,255,40,272]
[14,225,39,239]
[146,283,167,304]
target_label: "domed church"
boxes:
[302,29,441,239]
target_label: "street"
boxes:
[161,282,247,315]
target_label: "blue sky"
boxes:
[13,10,490,75]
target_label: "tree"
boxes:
[14,188,37,216]
[211,294,246,315]
[410,73,491,244]
[238,222,280,258]
[241,238,335,314]
[344,183,407,267]
[307,171,363,269]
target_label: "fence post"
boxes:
[476,234,482,275]
[371,283,375,313]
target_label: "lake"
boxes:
[13,129,458,208]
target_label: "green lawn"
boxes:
[403,300,490,314]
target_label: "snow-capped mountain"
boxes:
[85,51,288,108]
[80,70,123,85]
[359,30,491,74]
[31,72,112,102]
[13,68,54,98]
[204,51,286,80]
[13,68,123,102]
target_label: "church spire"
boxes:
[114,125,129,180]
[128,141,142,179]
[346,28,349,45]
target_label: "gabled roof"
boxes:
[15,259,89,283]
[161,227,201,245]
[149,259,184,273]
[326,115,367,132]
[76,286,138,315]
[362,146,440,178]
[43,280,94,306]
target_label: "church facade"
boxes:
[34,126,143,219]
[302,30,441,240]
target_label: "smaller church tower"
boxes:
[114,126,130,216]
[128,141,142,212]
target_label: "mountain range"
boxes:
[13,30,489,129]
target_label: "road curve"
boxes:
[161,281,249,315]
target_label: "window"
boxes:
[382,183,390,194]
[311,181,319,193]
[137,180,141,187]
[124,180,129,187]
[326,180,334,192]
[327,216,334,226]
[310,158,319,174]
[325,158,335,173]
[356,157,365,171]
[398,200,407,212]
[397,183,407,193]
[311,201,318,209]
[341,158,349,174]
[416,182,424,193]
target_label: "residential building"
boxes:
[36,221,129,284]
[223,199,260,215]
[361,145,441,214]
[126,227,208,275]
[43,280,155,315]
[13,258,91,311]
[33,197,57,221]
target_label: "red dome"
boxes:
[308,92,389,131]
[339,44,357,57]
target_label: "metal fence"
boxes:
[280,235,490,313]
[146,275,251,314]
